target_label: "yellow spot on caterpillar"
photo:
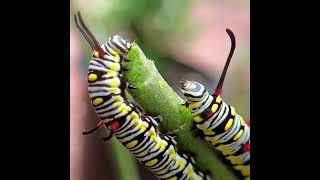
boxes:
[113,96,123,102]
[217,145,233,155]
[131,112,139,118]
[118,104,127,112]
[187,166,194,176]
[189,103,200,109]
[106,70,118,77]
[145,159,158,167]
[176,159,186,169]
[132,117,139,124]
[225,119,233,131]
[226,155,243,165]
[168,147,176,160]
[211,104,219,113]
[109,48,117,56]
[93,51,99,57]
[130,112,139,123]
[193,116,203,123]
[231,106,236,116]
[167,176,177,180]
[93,97,103,106]
[139,126,146,133]
[233,129,244,141]
[160,141,167,151]
[235,165,250,176]
[118,104,130,114]
[110,88,121,94]
[149,129,156,141]
[88,74,97,81]
[155,140,162,150]
[216,95,222,103]
[134,121,142,130]
[154,139,167,151]
[109,79,119,87]
[175,159,182,167]
[111,55,120,62]
[110,63,119,71]
[137,121,149,133]
[126,140,138,149]
[203,128,215,135]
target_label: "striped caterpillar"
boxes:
[74,11,211,180]
[179,29,250,179]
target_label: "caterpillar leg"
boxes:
[190,123,199,132]
[127,84,137,89]
[122,66,131,71]
[126,82,137,89]
[82,121,114,141]
[152,115,161,122]
[190,125,205,138]
[123,57,130,62]
[203,170,212,180]
[180,100,187,106]
[82,121,105,135]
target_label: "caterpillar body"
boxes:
[74,12,211,180]
[179,29,250,179]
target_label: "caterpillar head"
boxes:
[105,35,132,57]
[179,80,210,114]
[74,11,131,61]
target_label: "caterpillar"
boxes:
[179,29,250,179]
[74,11,211,180]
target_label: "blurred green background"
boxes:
[70,0,249,180]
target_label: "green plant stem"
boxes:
[123,43,240,180]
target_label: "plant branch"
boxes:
[123,43,240,180]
